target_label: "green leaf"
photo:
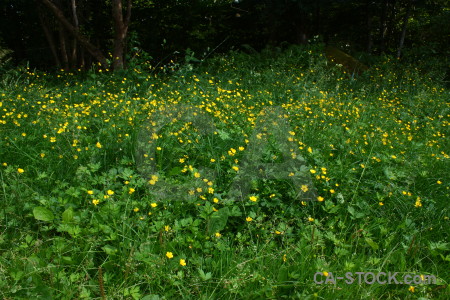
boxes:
[198,268,212,281]
[217,129,231,140]
[347,206,364,219]
[33,207,55,222]
[141,295,161,300]
[102,245,118,255]
[230,205,242,217]
[365,237,379,251]
[168,166,182,176]
[62,207,74,223]
[124,286,141,300]
[208,207,229,234]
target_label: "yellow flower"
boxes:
[310,169,316,174]
[329,189,335,194]
[107,190,114,195]
[96,142,102,148]
[232,166,239,171]
[92,199,100,206]
[301,185,309,192]
[275,230,282,235]
[317,196,324,202]
[228,148,236,156]
[415,197,422,208]
[215,232,222,238]
[249,195,258,202]
[128,188,135,194]
[379,202,384,206]
[437,180,442,184]
[165,225,171,231]
[194,172,200,178]
[408,286,415,293]
[17,168,24,174]
[282,254,287,262]
[213,198,219,203]
[166,252,174,259]
[149,175,159,185]
[133,207,139,212]
[246,217,253,222]
[323,271,329,277]
[179,259,186,266]
[87,190,94,195]
[151,203,158,208]
[210,158,216,162]
[308,217,314,222]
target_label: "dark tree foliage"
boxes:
[0,0,448,70]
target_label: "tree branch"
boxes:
[40,0,107,67]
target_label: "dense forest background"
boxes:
[0,0,449,72]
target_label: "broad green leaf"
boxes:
[365,237,379,251]
[62,207,74,223]
[33,207,54,222]
[102,245,118,255]
[208,207,229,234]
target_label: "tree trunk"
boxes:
[80,47,85,69]
[70,0,79,67]
[58,26,69,70]
[397,0,413,58]
[37,5,61,68]
[385,0,398,52]
[380,0,388,53]
[111,0,132,70]
[366,1,373,53]
[40,0,108,67]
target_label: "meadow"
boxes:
[0,44,449,299]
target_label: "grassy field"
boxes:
[0,45,449,299]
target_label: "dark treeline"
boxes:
[0,0,449,71]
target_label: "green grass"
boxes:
[0,44,449,299]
